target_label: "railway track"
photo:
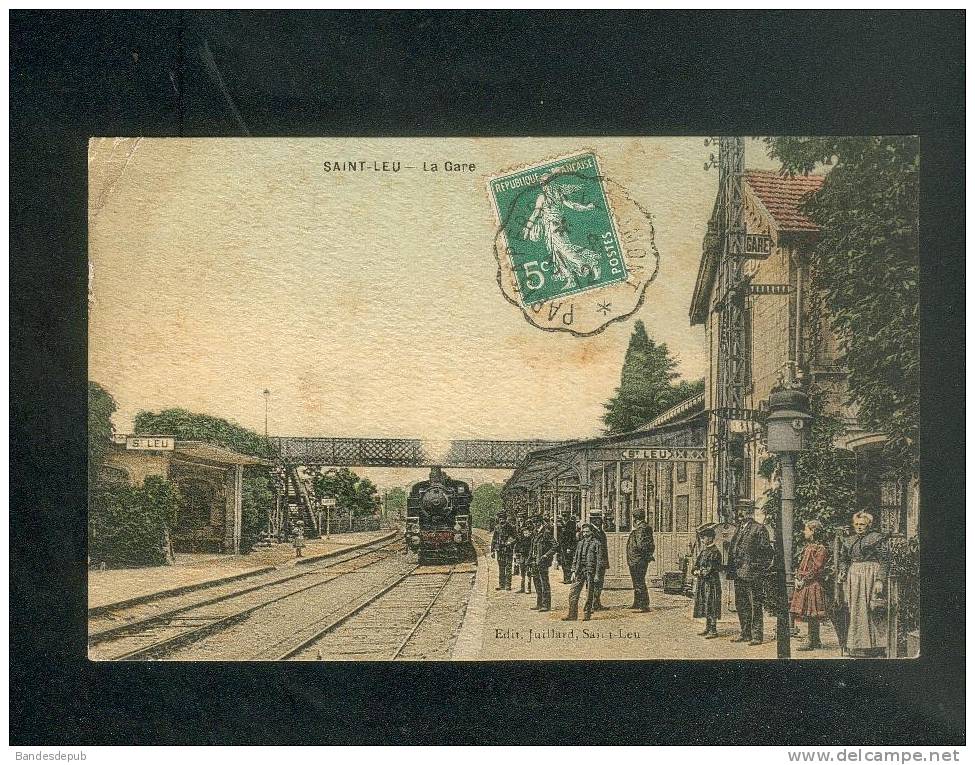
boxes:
[88,538,405,661]
[274,561,476,661]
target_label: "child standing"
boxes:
[790,519,830,651]
[292,520,306,559]
[692,526,722,638]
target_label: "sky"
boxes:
[88,138,779,488]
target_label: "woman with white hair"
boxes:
[838,511,889,657]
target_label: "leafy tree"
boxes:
[88,381,117,492]
[764,136,919,478]
[384,486,408,519]
[133,408,273,459]
[602,320,705,434]
[311,467,379,517]
[470,483,503,530]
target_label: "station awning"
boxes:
[173,441,274,467]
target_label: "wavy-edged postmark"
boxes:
[487,150,659,336]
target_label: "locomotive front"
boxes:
[405,467,472,563]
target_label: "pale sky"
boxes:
[89,138,778,488]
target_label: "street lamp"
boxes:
[262,389,271,438]
[764,384,813,659]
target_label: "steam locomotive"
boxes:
[405,467,472,563]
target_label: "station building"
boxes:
[100,437,272,554]
[689,169,918,536]
[502,398,707,588]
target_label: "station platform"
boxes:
[88,529,396,613]
[454,530,842,660]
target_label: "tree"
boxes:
[311,467,379,517]
[602,320,705,434]
[88,381,117,493]
[384,486,408,520]
[470,483,503,530]
[764,137,919,478]
[241,472,274,553]
[133,408,273,459]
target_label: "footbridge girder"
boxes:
[272,437,567,470]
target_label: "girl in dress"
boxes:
[692,526,722,638]
[790,520,830,651]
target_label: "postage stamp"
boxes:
[489,151,659,336]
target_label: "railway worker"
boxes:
[562,523,604,621]
[491,513,518,590]
[556,510,579,584]
[589,515,610,610]
[727,503,773,646]
[529,516,557,612]
[514,524,534,594]
[626,515,655,612]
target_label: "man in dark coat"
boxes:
[626,515,655,611]
[490,512,517,590]
[563,524,605,621]
[556,510,579,584]
[529,516,557,611]
[589,514,610,609]
[727,505,773,645]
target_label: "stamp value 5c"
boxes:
[488,150,659,336]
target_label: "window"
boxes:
[677,461,687,483]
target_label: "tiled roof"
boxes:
[744,169,825,233]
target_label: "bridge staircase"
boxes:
[283,464,321,538]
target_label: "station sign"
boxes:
[125,436,175,451]
[592,447,706,462]
[743,233,773,259]
[321,497,337,509]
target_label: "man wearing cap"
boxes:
[528,515,557,611]
[727,504,773,646]
[626,514,655,612]
[563,523,604,621]
[589,514,610,610]
[491,512,517,590]
[556,510,579,584]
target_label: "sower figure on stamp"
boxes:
[727,503,773,646]
[557,510,579,584]
[563,524,604,621]
[529,515,557,612]
[491,513,517,591]
[514,524,534,594]
[626,514,655,612]
[589,514,610,610]
[692,526,722,638]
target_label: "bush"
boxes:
[89,475,179,568]
[241,472,273,553]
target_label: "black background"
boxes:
[9,10,965,745]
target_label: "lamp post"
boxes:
[262,388,271,439]
[764,384,813,659]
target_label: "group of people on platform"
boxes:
[493,504,893,657]
[491,509,655,622]
[690,506,892,656]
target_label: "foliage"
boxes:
[89,475,179,568]
[384,486,408,519]
[241,472,274,553]
[470,483,504,530]
[310,467,379,517]
[133,408,273,459]
[602,320,705,434]
[764,137,919,478]
[888,535,920,633]
[88,381,117,493]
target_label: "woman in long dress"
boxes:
[838,511,889,657]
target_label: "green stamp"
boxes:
[489,152,628,305]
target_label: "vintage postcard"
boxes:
[87,136,919,661]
